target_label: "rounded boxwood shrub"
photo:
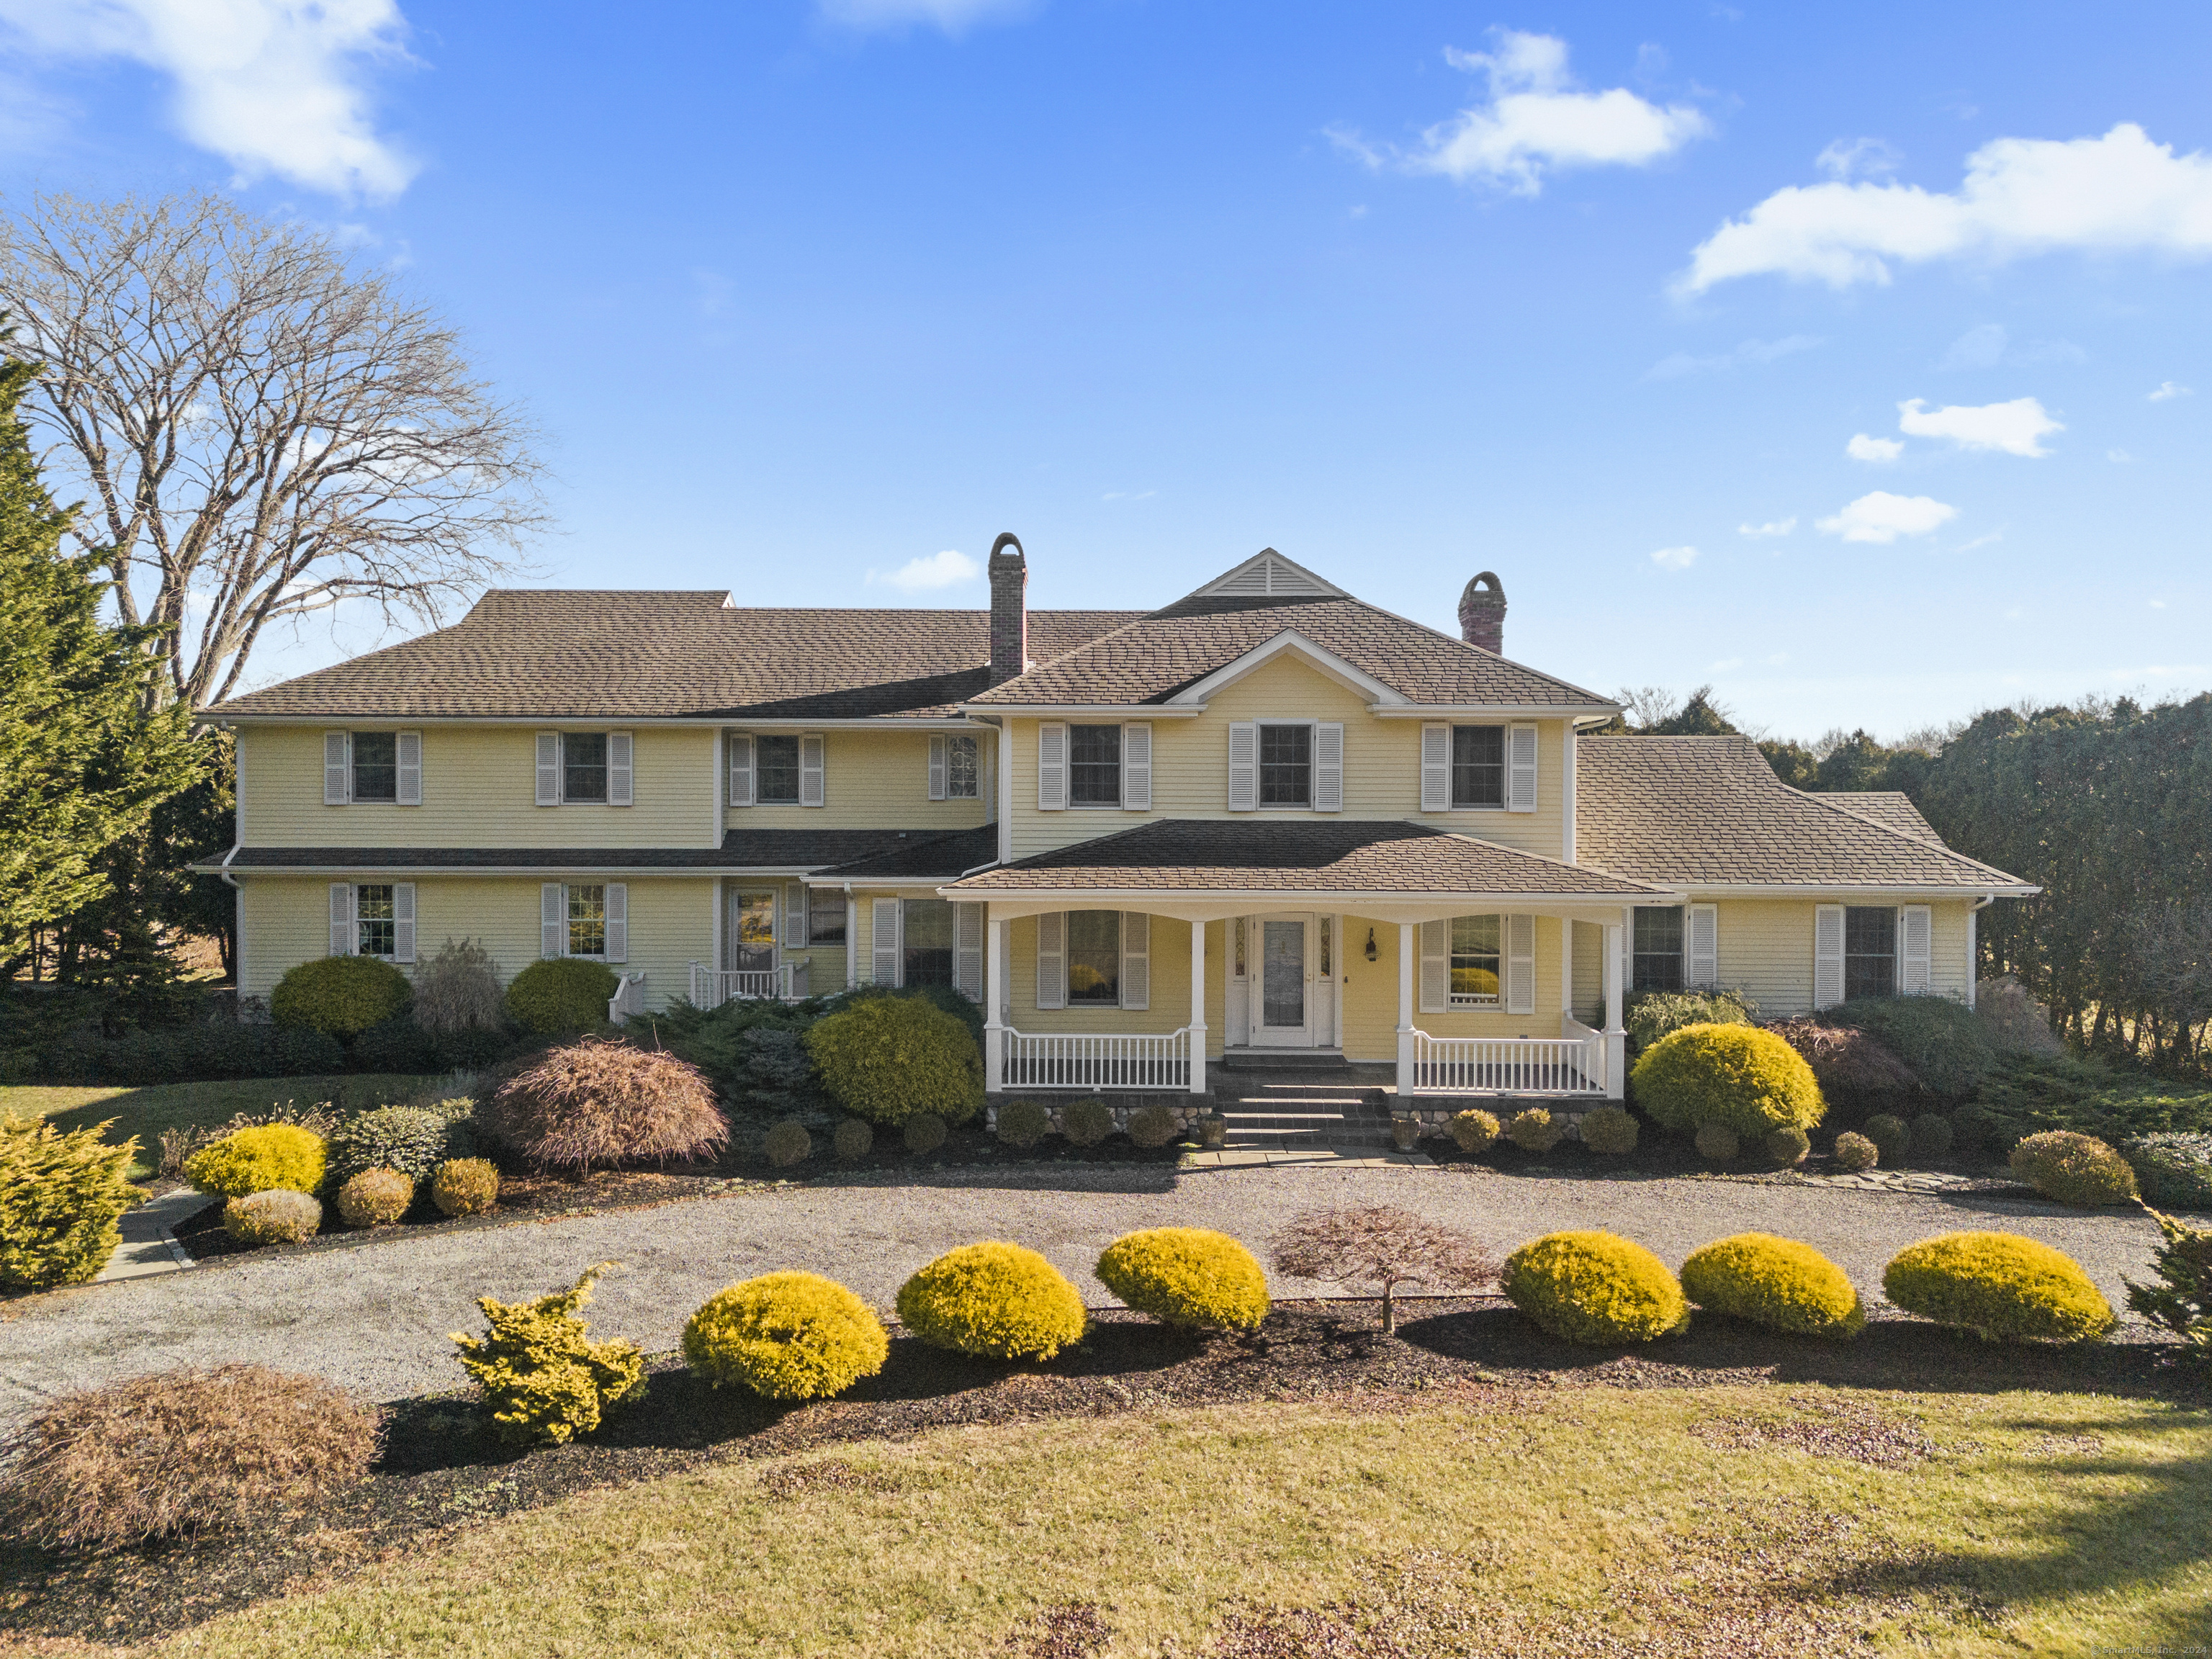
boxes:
[1579,1105,1638,1156]
[903,1112,948,1155]
[1863,1113,1912,1165]
[328,1105,450,1185]
[1061,1097,1114,1148]
[1449,1108,1500,1153]
[994,1098,1050,1150]
[223,1190,323,1246]
[1631,1022,1825,1139]
[336,1168,413,1228]
[270,955,412,1040]
[1503,1231,1689,1345]
[184,1124,327,1199]
[1911,1112,1954,1159]
[2010,1131,2139,1208]
[1833,1131,1879,1172]
[1764,1125,1810,1167]
[1096,1227,1269,1331]
[1679,1233,1864,1339]
[803,997,982,1127]
[763,1120,812,1167]
[0,1115,140,1290]
[1127,1105,1180,1148]
[1695,1123,1740,1163]
[896,1241,1087,1359]
[1507,1107,1560,1154]
[430,1157,500,1217]
[683,1271,889,1401]
[832,1119,874,1161]
[504,958,620,1037]
[1882,1231,2114,1342]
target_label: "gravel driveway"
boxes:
[1,1164,2169,1422]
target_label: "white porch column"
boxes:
[1188,920,1208,1095]
[844,891,857,990]
[1966,904,1979,1009]
[1395,921,1416,1101]
[1559,917,1573,1025]
[983,909,1007,1094]
[1601,920,1626,1100]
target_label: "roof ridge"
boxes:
[1788,786,2015,880]
[1334,595,1622,709]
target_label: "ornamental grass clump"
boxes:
[1506,1107,1560,1154]
[763,1120,813,1167]
[803,997,982,1127]
[184,1123,327,1199]
[1502,1231,1689,1345]
[336,1167,413,1227]
[271,954,411,1039]
[1578,1105,1638,1156]
[411,938,508,1034]
[430,1157,500,1217]
[1061,1097,1114,1148]
[896,1241,1087,1360]
[2010,1130,2140,1208]
[486,1039,727,1173]
[222,1189,323,1246]
[1449,1109,1500,1154]
[1097,1227,1269,1331]
[451,1262,647,1444]
[1272,1206,1494,1334]
[0,1365,378,1548]
[1631,1022,1825,1140]
[994,1097,1050,1150]
[1883,1232,2114,1343]
[0,1115,139,1290]
[684,1272,889,1400]
[1679,1233,1864,1339]
[1833,1131,1879,1172]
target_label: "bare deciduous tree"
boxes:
[0,192,547,711]
[1271,1205,1496,1334]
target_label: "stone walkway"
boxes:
[91,1188,211,1282]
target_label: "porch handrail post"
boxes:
[983,908,1007,1094]
[1601,917,1626,1100]
[1188,919,1208,1095]
[1395,921,1416,1100]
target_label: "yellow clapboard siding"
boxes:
[1704,897,1973,1017]
[724,728,997,831]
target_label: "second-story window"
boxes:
[563,733,608,803]
[1452,725,1504,808]
[947,734,979,799]
[1259,723,1311,806]
[1070,724,1120,806]
[351,733,397,802]
[757,735,801,804]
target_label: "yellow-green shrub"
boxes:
[1,1116,139,1290]
[451,1262,647,1444]
[1679,1233,1864,1339]
[1631,1022,1825,1138]
[683,1271,889,1400]
[903,1112,948,1154]
[804,996,983,1126]
[1449,1109,1499,1153]
[896,1241,1087,1359]
[222,1190,323,1246]
[1833,1130,1878,1172]
[1882,1231,2114,1343]
[270,954,411,1038]
[1127,1105,1180,1148]
[2010,1130,2140,1208]
[1863,1113,1912,1164]
[1579,1105,1638,1156]
[994,1098,1050,1149]
[1096,1227,1269,1331]
[183,1124,327,1199]
[430,1157,500,1217]
[1501,1231,1689,1345]
[1506,1107,1559,1153]
[336,1167,413,1227]
[503,957,620,1037]
[832,1119,873,1161]
[1694,1123,1740,1162]
[1764,1125,1811,1167]
[1061,1098,1114,1147]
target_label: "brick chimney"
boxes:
[988,532,1028,685]
[1459,571,1506,655]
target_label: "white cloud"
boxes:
[0,0,418,197]
[1897,395,2062,457]
[1645,333,1820,379]
[2150,380,2193,400]
[1816,492,1958,544]
[1938,323,2085,369]
[1339,31,1709,196]
[1816,136,1900,181]
[815,0,1033,29]
[1953,530,2005,553]
[1100,489,1156,502]
[1709,657,1744,671]
[1650,544,1699,570]
[2109,449,2136,464]
[1737,517,1797,537]
[1847,433,1904,462]
[872,549,980,591]
[1678,123,2212,293]
[2151,598,2167,608]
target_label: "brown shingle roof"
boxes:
[966,593,1617,709]
[1822,791,1942,845]
[948,819,1667,896]
[205,591,1145,721]
[1575,737,2033,891]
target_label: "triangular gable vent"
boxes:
[1196,548,1344,600]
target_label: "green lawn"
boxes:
[3,1075,441,1182]
[147,1385,2212,1658]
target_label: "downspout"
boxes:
[1966,894,1995,1009]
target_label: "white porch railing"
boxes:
[1002,1028,1191,1091]
[688,960,811,1008]
[1408,1028,1604,1096]
[607,972,648,1025]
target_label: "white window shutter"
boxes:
[1420,723,1449,812]
[608,732,633,806]
[1901,904,1932,994]
[1686,904,1718,990]
[328,883,354,956]
[783,881,807,948]
[325,732,350,805]
[955,903,984,1001]
[536,733,561,806]
[1813,904,1845,1010]
[392,883,416,965]
[727,733,755,807]
[928,734,948,801]
[870,897,902,986]
[605,884,629,964]
[799,734,824,806]
[1419,919,1448,1013]
[1120,911,1149,1010]
[1037,722,1066,811]
[1314,721,1344,811]
[542,883,567,958]
[1508,724,1539,813]
[395,731,421,806]
[1122,723,1151,811]
[1505,914,1536,1015]
[1035,911,1066,1010]
[1227,721,1257,811]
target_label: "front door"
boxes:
[724,886,777,975]
[1253,913,1313,1046]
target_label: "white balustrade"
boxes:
[1002,1028,1191,1091]
[1408,1030,1604,1096]
[688,961,809,1008]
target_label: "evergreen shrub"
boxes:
[430,1157,500,1217]
[271,956,411,1039]
[1631,1023,1825,1138]
[2125,1133,2212,1210]
[1624,989,1758,1053]
[994,1097,1050,1149]
[347,1016,441,1074]
[1863,1113,1912,1165]
[1911,1112,1955,1159]
[1507,1107,1560,1154]
[504,958,619,1037]
[1061,1098,1114,1147]
[763,1120,812,1167]
[832,1119,874,1161]
[222,1190,322,1246]
[184,1123,326,1198]
[803,997,982,1127]
[0,1116,139,1290]
[895,1241,1087,1359]
[1095,1226,1269,1331]
[451,1262,647,1444]
[1694,1123,1740,1162]
[336,1168,413,1227]
[2126,1206,2212,1357]
[1679,1233,1863,1338]
[1833,1131,1878,1172]
[2010,1131,2139,1208]
[84,1022,346,1085]
[1764,1125,1810,1167]
[1882,1231,2114,1342]
[1578,1105,1638,1156]
[1501,1231,1689,1345]
[1832,996,1997,1097]
[903,1112,948,1154]
[683,1271,889,1400]
[1127,1104,1180,1148]
[1449,1108,1500,1153]
[328,1105,450,1184]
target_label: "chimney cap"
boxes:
[1460,570,1505,610]
[989,531,1025,565]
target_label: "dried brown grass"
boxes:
[485,1038,727,1173]
[0,1365,378,1549]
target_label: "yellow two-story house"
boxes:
[200,541,2034,1119]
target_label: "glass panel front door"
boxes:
[1256,916,1310,1045]
[726,886,776,974]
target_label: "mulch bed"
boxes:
[6,1299,2205,1648]
[1425,1133,2014,1187]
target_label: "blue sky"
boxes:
[2,1,2209,739]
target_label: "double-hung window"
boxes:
[1259,723,1312,806]
[902,898,956,987]
[1066,910,1123,1002]
[1069,724,1121,806]
[562,734,607,803]
[356,884,397,958]
[1632,907,1685,993]
[757,735,801,804]
[351,735,397,802]
[328,881,414,963]
[1449,915,1502,1006]
[1844,906,1896,1000]
[535,732,632,806]
[324,730,420,805]
[567,884,607,958]
[809,887,848,945]
[1452,725,1504,809]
